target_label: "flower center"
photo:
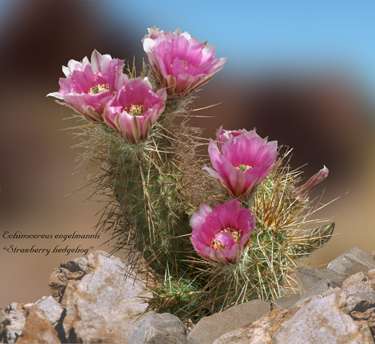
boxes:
[229,229,240,242]
[181,60,189,70]
[236,164,252,172]
[211,239,225,250]
[89,83,110,95]
[127,104,144,116]
[211,227,240,250]
[171,58,191,71]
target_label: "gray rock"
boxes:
[60,250,152,344]
[0,309,7,339]
[273,293,301,309]
[0,299,62,344]
[188,299,270,344]
[5,247,375,344]
[129,312,188,344]
[295,266,346,301]
[214,293,374,344]
[1,303,26,344]
[328,247,375,276]
[213,268,375,344]
[212,310,284,344]
[34,296,63,325]
[297,266,345,289]
[274,293,373,344]
[340,271,375,312]
[275,250,375,311]
[48,257,88,301]
[0,251,154,344]
[16,306,60,344]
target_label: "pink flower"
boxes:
[216,127,247,144]
[103,78,166,143]
[48,50,127,121]
[295,165,329,197]
[204,129,278,197]
[143,27,226,95]
[190,200,255,263]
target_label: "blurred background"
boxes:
[0,0,374,306]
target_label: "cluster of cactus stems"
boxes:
[49,27,335,322]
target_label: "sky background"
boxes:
[98,0,375,89]
[0,0,374,88]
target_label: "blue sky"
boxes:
[0,1,374,89]
[101,0,375,89]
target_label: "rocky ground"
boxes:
[1,247,375,343]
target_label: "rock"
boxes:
[59,250,152,344]
[16,306,60,344]
[273,293,373,344]
[3,248,375,344]
[34,296,63,325]
[213,269,375,344]
[188,299,270,344]
[0,309,7,342]
[275,257,374,310]
[48,258,88,301]
[1,303,26,344]
[340,272,375,312]
[293,266,347,302]
[128,311,188,344]
[212,309,288,344]
[349,300,375,335]
[328,247,375,276]
[297,266,345,289]
[273,293,301,309]
[1,251,154,344]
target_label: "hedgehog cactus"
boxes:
[49,27,335,322]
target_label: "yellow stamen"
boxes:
[211,239,225,250]
[230,231,240,242]
[89,83,109,94]
[127,104,144,116]
[211,228,241,250]
[237,164,251,172]
[223,228,241,242]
